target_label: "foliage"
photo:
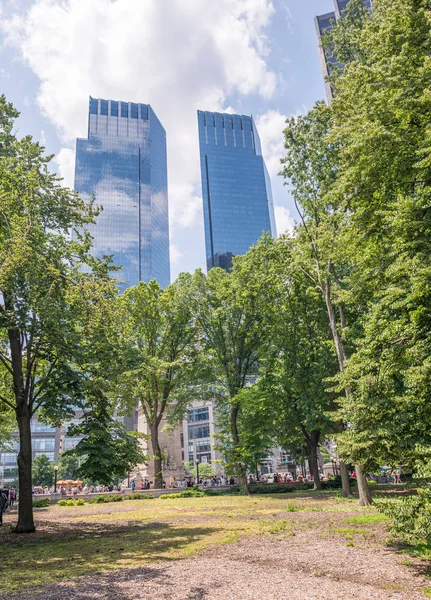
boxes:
[375,488,431,543]
[87,494,123,504]
[32,455,54,487]
[183,461,214,479]
[160,490,205,499]
[57,453,80,481]
[190,236,280,492]
[124,493,154,500]
[118,277,202,488]
[57,499,85,507]
[0,94,119,533]
[32,498,50,508]
[68,399,145,486]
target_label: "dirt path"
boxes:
[11,526,429,600]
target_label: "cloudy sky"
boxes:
[0,0,334,280]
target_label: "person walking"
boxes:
[0,488,9,526]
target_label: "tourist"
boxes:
[8,488,15,508]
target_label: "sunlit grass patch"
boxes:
[345,513,389,525]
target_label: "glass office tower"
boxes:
[315,0,372,102]
[197,111,276,271]
[74,97,170,289]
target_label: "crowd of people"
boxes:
[0,487,16,526]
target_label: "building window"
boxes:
[121,102,128,118]
[100,99,108,116]
[140,104,148,120]
[89,97,98,115]
[111,101,118,117]
[188,425,210,440]
[187,407,209,422]
[130,103,138,119]
[32,439,55,451]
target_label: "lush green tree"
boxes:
[280,103,366,500]
[67,398,145,486]
[191,237,279,493]
[57,452,80,481]
[0,95,116,532]
[118,276,202,489]
[323,0,431,478]
[184,461,214,480]
[32,454,54,487]
[266,237,340,489]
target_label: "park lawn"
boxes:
[0,492,384,594]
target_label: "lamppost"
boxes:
[196,458,200,485]
[54,465,58,494]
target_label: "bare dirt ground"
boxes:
[2,493,431,600]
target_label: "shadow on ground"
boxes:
[0,521,218,595]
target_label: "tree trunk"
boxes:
[308,430,322,490]
[356,464,372,506]
[323,277,370,504]
[339,461,352,497]
[150,426,163,490]
[230,403,249,494]
[16,405,35,534]
[334,422,352,497]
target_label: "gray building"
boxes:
[315,0,372,102]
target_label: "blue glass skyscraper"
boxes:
[74,97,170,289]
[197,111,276,271]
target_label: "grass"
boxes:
[0,489,407,595]
[424,588,431,597]
[345,513,390,525]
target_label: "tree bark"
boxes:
[334,422,352,497]
[150,425,163,490]
[230,403,249,495]
[16,404,35,533]
[308,430,322,490]
[339,461,352,497]
[356,464,372,506]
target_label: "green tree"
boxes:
[280,103,366,500]
[67,399,145,486]
[0,95,116,532]
[32,454,54,487]
[191,237,278,494]
[267,237,340,489]
[324,0,431,472]
[57,452,80,481]
[118,276,201,489]
[184,461,214,480]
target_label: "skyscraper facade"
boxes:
[74,97,170,290]
[197,111,276,271]
[315,0,372,102]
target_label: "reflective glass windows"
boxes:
[74,97,170,290]
[198,111,276,271]
[187,407,209,422]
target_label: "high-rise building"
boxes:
[74,97,170,290]
[197,111,276,271]
[315,0,372,102]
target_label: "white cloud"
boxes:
[1,1,277,240]
[274,205,294,235]
[255,109,286,177]
[53,147,75,189]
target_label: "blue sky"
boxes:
[0,0,334,280]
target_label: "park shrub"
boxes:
[58,498,85,506]
[88,494,123,504]
[124,493,154,500]
[32,498,50,508]
[160,490,205,499]
[375,487,431,543]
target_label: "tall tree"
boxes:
[0,95,115,532]
[267,237,340,490]
[118,276,201,489]
[191,237,278,493]
[281,103,365,500]
[325,0,431,472]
